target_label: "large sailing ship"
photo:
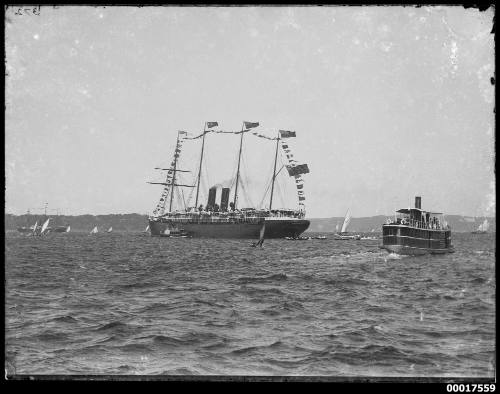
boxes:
[148,122,310,238]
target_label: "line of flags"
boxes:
[153,123,309,211]
[279,135,309,207]
[153,134,186,216]
[181,121,261,140]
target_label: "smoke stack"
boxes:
[207,187,217,210]
[415,196,421,209]
[220,188,230,212]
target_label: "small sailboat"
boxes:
[144,225,150,233]
[341,209,351,234]
[40,218,51,235]
[90,226,98,235]
[31,220,39,236]
[472,219,489,234]
[252,223,266,247]
[107,227,113,233]
[66,225,71,233]
[334,209,361,240]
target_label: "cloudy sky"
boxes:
[5,6,495,218]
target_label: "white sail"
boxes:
[145,225,150,232]
[257,223,266,246]
[335,222,340,233]
[341,209,351,233]
[66,226,71,233]
[107,227,113,233]
[90,226,98,234]
[32,221,39,234]
[40,218,50,235]
[482,219,489,232]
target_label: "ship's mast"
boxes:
[169,131,181,213]
[233,122,245,209]
[195,122,207,208]
[269,132,280,211]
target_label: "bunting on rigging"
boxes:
[286,163,310,177]
[182,131,209,140]
[252,131,278,140]
[153,135,186,216]
[244,121,259,129]
[279,130,296,138]
[279,137,309,207]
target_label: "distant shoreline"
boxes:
[4,213,495,233]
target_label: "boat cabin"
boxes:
[387,197,449,230]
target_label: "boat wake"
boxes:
[384,252,408,261]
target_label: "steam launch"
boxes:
[381,196,455,255]
[148,122,310,238]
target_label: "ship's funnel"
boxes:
[220,188,230,212]
[415,196,421,209]
[207,187,217,211]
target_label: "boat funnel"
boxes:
[415,196,421,209]
[207,186,217,211]
[220,188,230,212]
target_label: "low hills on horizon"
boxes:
[4,213,495,233]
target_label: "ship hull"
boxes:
[149,218,310,239]
[381,224,454,255]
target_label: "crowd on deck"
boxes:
[386,216,449,230]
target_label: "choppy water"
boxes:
[5,231,496,377]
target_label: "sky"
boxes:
[5,6,495,218]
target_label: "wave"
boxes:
[95,321,133,335]
[151,332,225,349]
[230,340,284,355]
[384,253,408,260]
[263,356,311,369]
[51,315,78,323]
[115,343,153,353]
[237,273,288,284]
[162,367,198,375]
[237,285,286,297]
[117,281,157,290]
[409,327,492,339]
[324,277,371,286]
[35,330,69,342]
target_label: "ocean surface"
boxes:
[5,231,496,377]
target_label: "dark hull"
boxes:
[149,218,310,239]
[381,224,454,255]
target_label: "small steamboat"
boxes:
[381,196,454,255]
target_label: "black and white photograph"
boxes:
[4,5,495,382]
